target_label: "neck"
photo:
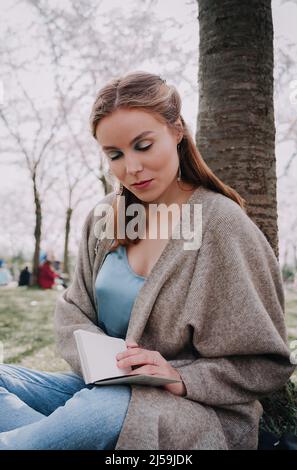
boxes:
[144,180,197,213]
[143,181,198,235]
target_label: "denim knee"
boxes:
[0,364,14,387]
[69,384,132,421]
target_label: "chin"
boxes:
[129,186,156,198]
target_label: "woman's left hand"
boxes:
[116,340,186,397]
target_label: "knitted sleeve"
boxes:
[173,201,296,406]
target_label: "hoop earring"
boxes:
[177,143,182,182]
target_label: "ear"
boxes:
[174,117,184,144]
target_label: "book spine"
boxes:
[74,331,92,384]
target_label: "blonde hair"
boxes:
[89,71,246,251]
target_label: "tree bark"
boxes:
[196,0,297,441]
[293,243,297,272]
[196,0,278,257]
[31,174,42,286]
[63,207,73,276]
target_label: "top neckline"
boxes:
[112,185,205,282]
[92,184,206,315]
[118,245,147,280]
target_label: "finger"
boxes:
[127,365,159,376]
[117,352,156,368]
[117,352,147,368]
[117,348,142,360]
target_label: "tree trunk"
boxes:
[63,207,73,276]
[31,174,42,286]
[293,243,297,272]
[196,0,278,257]
[283,242,289,270]
[196,0,297,441]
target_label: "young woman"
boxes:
[0,71,295,450]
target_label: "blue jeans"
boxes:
[0,363,131,450]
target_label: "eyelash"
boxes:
[109,144,152,161]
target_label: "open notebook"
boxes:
[73,329,182,386]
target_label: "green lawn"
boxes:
[0,284,296,380]
[0,286,70,372]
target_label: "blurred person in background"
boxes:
[18,266,31,287]
[37,260,59,289]
[0,259,13,286]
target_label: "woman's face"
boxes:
[95,108,182,204]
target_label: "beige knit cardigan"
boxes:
[53,185,296,450]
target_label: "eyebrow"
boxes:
[102,131,155,151]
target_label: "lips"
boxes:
[132,179,153,186]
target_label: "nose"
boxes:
[125,154,144,176]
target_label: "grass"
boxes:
[0,285,70,372]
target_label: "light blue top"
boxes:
[95,244,147,339]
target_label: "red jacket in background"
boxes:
[37,262,59,289]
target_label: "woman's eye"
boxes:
[109,152,122,160]
[137,143,152,151]
[108,143,152,160]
